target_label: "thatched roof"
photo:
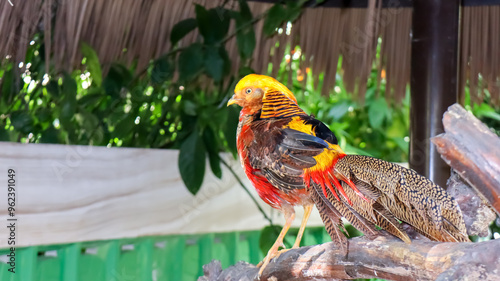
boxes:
[0,1,499,105]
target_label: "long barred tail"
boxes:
[311,154,469,243]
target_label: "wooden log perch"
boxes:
[432,103,500,215]
[198,236,500,281]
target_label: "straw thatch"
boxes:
[0,1,499,106]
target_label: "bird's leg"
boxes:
[258,208,295,276]
[292,204,313,249]
[271,204,313,258]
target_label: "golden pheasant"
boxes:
[227,74,469,275]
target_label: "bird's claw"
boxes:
[257,247,290,277]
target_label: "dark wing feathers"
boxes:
[246,117,332,192]
[303,117,338,144]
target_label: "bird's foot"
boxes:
[257,245,290,276]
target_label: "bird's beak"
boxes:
[227,95,237,106]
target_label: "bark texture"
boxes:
[199,237,500,281]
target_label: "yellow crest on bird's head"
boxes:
[234,74,298,104]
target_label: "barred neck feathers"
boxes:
[260,90,306,119]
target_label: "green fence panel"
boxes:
[0,226,333,281]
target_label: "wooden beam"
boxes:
[409,0,459,187]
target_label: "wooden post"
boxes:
[409,0,460,187]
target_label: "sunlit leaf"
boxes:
[328,100,352,121]
[368,97,388,129]
[1,68,15,104]
[80,42,103,87]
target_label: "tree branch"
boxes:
[432,103,500,215]
[199,237,500,281]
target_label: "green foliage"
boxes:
[80,42,103,87]
[170,18,198,46]
[263,0,307,36]
[276,45,412,162]
[0,0,309,194]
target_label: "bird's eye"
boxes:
[245,88,252,94]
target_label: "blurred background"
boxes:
[0,0,499,280]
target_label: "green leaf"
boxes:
[39,125,60,144]
[204,46,230,82]
[0,126,10,141]
[1,68,14,104]
[60,73,77,120]
[178,129,207,195]
[80,42,103,87]
[263,4,286,36]
[328,100,352,121]
[10,111,34,134]
[178,43,204,81]
[473,103,500,122]
[195,5,230,44]
[151,56,173,84]
[79,92,103,107]
[113,114,136,138]
[76,110,100,135]
[62,72,77,95]
[236,29,256,59]
[391,137,409,153]
[284,0,304,22]
[183,100,198,116]
[368,97,388,129]
[36,108,52,124]
[45,80,60,100]
[238,0,252,21]
[203,127,222,179]
[170,18,198,46]
[224,106,240,156]
[103,64,133,98]
[233,0,255,59]
[482,111,500,122]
